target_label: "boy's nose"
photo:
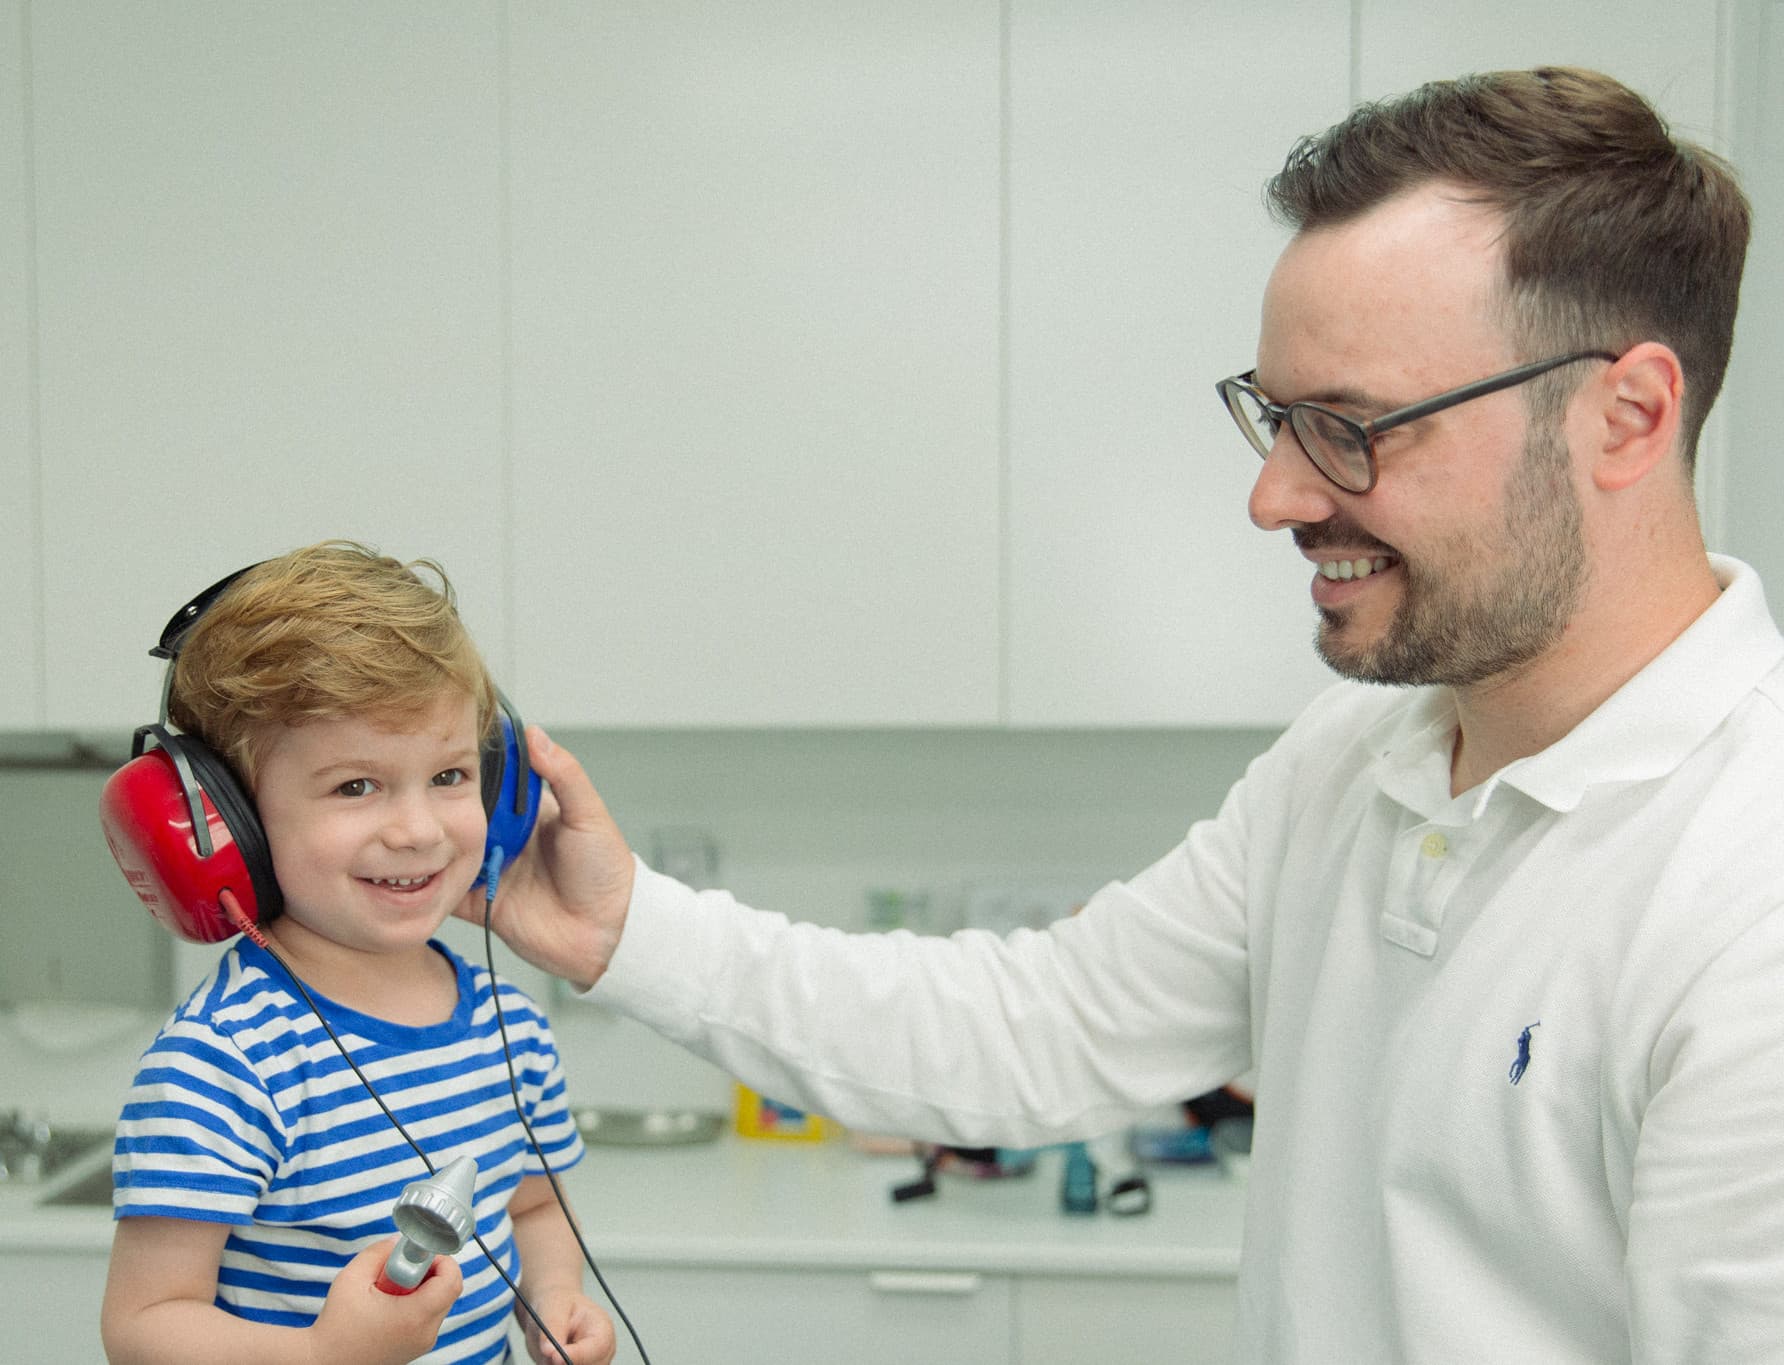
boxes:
[381,792,446,848]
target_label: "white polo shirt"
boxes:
[592,554,1784,1363]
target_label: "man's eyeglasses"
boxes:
[1214,351,1619,494]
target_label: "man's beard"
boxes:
[1311,424,1588,688]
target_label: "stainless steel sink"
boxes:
[39,1160,114,1207]
[0,1119,111,1187]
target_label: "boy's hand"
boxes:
[309,1238,462,1365]
[455,726,635,993]
[517,1285,618,1365]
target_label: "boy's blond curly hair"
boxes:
[167,541,498,788]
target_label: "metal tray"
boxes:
[573,1107,725,1147]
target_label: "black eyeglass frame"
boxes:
[1215,350,1621,494]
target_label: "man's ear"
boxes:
[1589,342,1684,492]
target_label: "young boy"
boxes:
[100,542,615,1365]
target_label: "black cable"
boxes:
[481,858,654,1364]
[221,891,578,1365]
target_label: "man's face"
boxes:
[1246,184,1587,689]
[253,692,487,960]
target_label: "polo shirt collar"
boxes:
[1369,557,1784,817]
[1498,555,1783,811]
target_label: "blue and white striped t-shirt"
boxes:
[114,938,585,1364]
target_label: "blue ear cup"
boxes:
[476,697,540,886]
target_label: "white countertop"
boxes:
[1,1131,1247,1279]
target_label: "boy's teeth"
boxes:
[1319,556,1394,581]
[371,875,430,887]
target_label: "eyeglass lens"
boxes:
[1289,407,1371,491]
[1223,384,1372,492]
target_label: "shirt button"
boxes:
[1420,832,1450,860]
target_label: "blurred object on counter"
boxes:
[1059,1142,1098,1214]
[1131,1084,1255,1167]
[865,886,935,933]
[890,1143,1038,1203]
[1183,1083,1254,1130]
[573,1106,724,1147]
[961,878,1099,937]
[1130,1124,1214,1165]
[733,1083,828,1141]
[849,1129,918,1157]
[647,826,720,889]
[1210,1115,1254,1180]
[1086,1133,1152,1216]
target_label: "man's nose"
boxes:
[1247,427,1341,532]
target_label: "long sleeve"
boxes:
[587,810,1255,1147]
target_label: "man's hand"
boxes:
[456,726,636,992]
[309,1238,463,1365]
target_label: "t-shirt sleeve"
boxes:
[499,988,585,1176]
[113,1016,284,1225]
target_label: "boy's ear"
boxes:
[1589,343,1684,493]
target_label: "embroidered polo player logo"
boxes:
[1509,1021,1540,1085]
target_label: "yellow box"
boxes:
[733,1084,828,1142]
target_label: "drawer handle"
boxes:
[867,1271,983,1296]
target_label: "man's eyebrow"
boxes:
[1256,374,1394,413]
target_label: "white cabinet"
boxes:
[29,0,513,729]
[1003,1,1349,725]
[0,1246,109,1362]
[604,1264,1013,1365]
[1354,0,1720,124]
[0,0,37,730]
[1720,0,1784,591]
[600,1261,1235,1365]
[1014,1273,1235,1362]
[506,2,1004,727]
[11,0,1742,732]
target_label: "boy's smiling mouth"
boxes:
[364,874,437,890]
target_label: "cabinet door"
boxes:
[601,1264,1012,1365]
[0,0,37,729]
[508,2,1003,726]
[1013,1273,1236,1364]
[31,1,511,729]
[1355,1,1718,122]
[1723,0,1784,591]
[1005,1,1349,726]
[0,1247,110,1361]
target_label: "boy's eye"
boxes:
[334,778,372,798]
[433,768,470,788]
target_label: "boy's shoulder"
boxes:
[161,940,301,1044]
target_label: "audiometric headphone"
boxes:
[100,563,542,943]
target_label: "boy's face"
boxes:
[253,692,487,958]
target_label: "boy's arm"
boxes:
[101,1215,460,1365]
[509,1175,616,1365]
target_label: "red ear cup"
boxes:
[99,732,282,943]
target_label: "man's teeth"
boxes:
[370,875,431,887]
[1319,556,1394,582]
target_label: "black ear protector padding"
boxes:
[172,730,282,915]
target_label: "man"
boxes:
[463,69,1784,1361]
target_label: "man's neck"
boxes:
[1448,553,1722,796]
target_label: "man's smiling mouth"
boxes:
[1317,555,1397,581]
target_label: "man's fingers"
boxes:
[525,725,610,833]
